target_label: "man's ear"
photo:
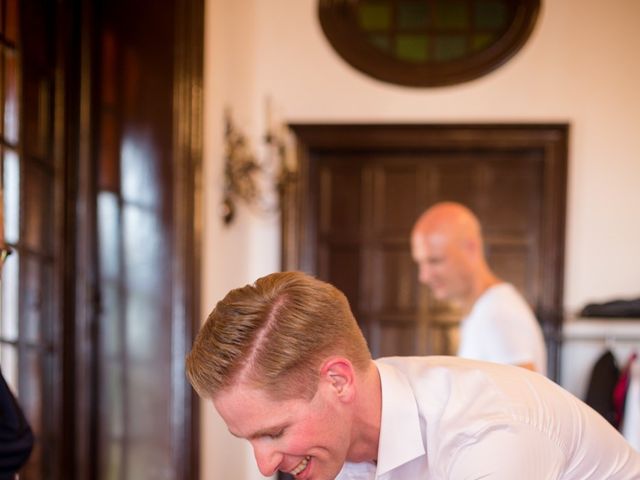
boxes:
[319,357,356,403]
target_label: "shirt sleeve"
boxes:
[446,426,565,480]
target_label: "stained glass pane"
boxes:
[435,0,469,29]
[434,35,467,61]
[396,34,429,62]
[472,33,495,51]
[475,0,507,29]
[357,3,391,31]
[398,1,429,29]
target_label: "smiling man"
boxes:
[411,202,547,374]
[186,271,640,479]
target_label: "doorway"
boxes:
[283,124,567,376]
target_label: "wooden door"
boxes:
[283,124,567,376]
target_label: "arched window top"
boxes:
[318,0,541,87]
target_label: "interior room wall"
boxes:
[201,1,640,478]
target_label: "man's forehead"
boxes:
[412,230,449,254]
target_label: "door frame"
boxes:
[282,123,568,378]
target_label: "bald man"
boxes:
[411,202,547,374]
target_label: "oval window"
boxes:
[318,0,541,87]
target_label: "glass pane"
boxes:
[21,348,42,428]
[472,33,495,52]
[20,348,43,479]
[3,147,19,244]
[475,0,507,30]
[398,1,429,29]
[396,34,429,63]
[23,255,52,344]
[0,342,17,392]
[23,162,53,253]
[435,0,469,29]
[98,192,123,359]
[121,133,159,207]
[357,3,391,30]
[99,359,125,479]
[434,35,467,61]
[4,49,19,145]
[23,78,51,162]
[1,249,18,341]
[5,0,18,44]
[126,361,173,479]
[99,113,120,191]
[98,192,121,280]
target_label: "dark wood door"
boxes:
[283,124,567,376]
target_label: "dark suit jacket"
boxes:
[0,370,33,478]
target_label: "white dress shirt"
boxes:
[337,356,640,479]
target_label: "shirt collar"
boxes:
[374,359,427,475]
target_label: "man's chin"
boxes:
[431,289,449,301]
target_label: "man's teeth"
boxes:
[291,456,310,475]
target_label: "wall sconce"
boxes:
[221,102,294,225]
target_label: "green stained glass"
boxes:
[357,3,392,30]
[434,35,467,61]
[369,34,391,52]
[398,1,430,29]
[396,34,429,63]
[475,0,507,29]
[472,33,495,51]
[435,0,469,29]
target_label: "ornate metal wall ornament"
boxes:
[221,105,295,226]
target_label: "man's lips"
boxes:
[289,456,311,477]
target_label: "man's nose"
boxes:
[252,441,282,476]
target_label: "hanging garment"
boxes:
[623,358,640,450]
[614,353,639,429]
[585,349,620,427]
[0,370,34,477]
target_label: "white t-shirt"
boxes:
[337,356,640,480]
[458,283,547,375]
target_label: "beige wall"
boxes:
[200,1,640,478]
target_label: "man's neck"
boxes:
[462,270,501,313]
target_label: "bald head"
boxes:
[412,202,482,246]
[411,202,493,306]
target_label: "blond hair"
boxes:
[186,271,371,400]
